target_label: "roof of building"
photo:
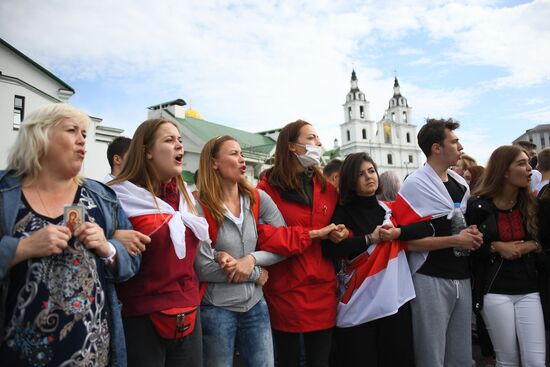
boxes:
[147,99,186,110]
[526,124,550,133]
[166,111,276,155]
[185,107,203,120]
[0,38,75,93]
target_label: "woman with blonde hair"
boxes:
[467,145,545,366]
[109,119,209,367]
[0,103,139,366]
[195,135,294,366]
[453,153,477,176]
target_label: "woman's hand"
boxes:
[255,267,269,286]
[453,227,483,251]
[492,241,522,260]
[227,255,256,283]
[518,240,540,255]
[74,222,111,258]
[310,223,339,240]
[379,223,401,242]
[15,225,71,263]
[216,251,237,271]
[114,229,151,256]
[328,224,349,243]
[370,225,383,243]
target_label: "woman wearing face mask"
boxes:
[109,119,210,367]
[467,145,545,366]
[256,119,346,367]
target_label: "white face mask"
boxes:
[293,143,324,168]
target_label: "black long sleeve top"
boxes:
[322,194,434,260]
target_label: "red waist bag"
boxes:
[149,307,197,339]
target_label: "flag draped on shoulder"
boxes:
[392,163,470,273]
[110,180,210,259]
[336,201,415,328]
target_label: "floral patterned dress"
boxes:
[0,187,111,367]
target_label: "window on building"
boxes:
[409,155,413,163]
[348,107,352,120]
[406,132,411,143]
[403,111,407,122]
[391,112,395,121]
[347,130,350,141]
[360,106,365,119]
[387,154,393,165]
[384,122,392,144]
[542,136,546,148]
[13,95,25,129]
[362,129,366,139]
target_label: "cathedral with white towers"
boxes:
[339,70,423,179]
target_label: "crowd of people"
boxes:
[0,102,549,367]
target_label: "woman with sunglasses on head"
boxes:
[467,145,545,366]
[256,120,347,367]
[109,119,209,367]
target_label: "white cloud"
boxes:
[422,0,550,88]
[396,47,424,56]
[0,0,548,154]
[512,107,550,124]
[458,127,493,165]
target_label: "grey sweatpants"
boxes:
[411,272,472,367]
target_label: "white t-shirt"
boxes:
[101,173,115,184]
[224,195,244,232]
[531,169,542,192]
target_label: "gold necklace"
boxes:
[35,186,52,217]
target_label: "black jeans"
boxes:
[332,302,414,367]
[123,310,202,367]
[273,327,333,367]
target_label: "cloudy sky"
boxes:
[1,0,550,164]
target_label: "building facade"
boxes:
[339,70,422,179]
[147,99,276,187]
[0,38,123,179]
[513,124,550,151]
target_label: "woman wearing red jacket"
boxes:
[257,119,347,367]
[109,119,210,367]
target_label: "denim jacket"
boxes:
[0,170,141,367]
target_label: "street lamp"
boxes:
[403,161,410,176]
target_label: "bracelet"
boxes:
[101,242,117,265]
[257,267,263,280]
[366,233,373,246]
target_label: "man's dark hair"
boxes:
[515,140,537,151]
[107,136,132,170]
[323,159,342,177]
[538,148,550,172]
[417,118,460,158]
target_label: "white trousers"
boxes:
[481,292,546,367]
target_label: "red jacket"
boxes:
[257,175,338,332]
[116,181,200,316]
